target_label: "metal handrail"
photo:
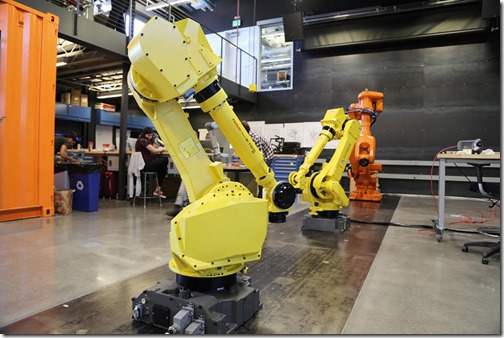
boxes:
[147,2,257,89]
[48,0,258,93]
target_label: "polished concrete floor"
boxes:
[0,194,500,334]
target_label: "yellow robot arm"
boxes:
[289,108,346,187]
[127,17,296,279]
[289,108,361,217]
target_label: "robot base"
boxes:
[131,274,261,334]
[349,190,383,202]
[301,214,351,233]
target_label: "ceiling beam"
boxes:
[17,0,129,58]
[57,61,124,76]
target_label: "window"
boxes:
[258,21,293,91]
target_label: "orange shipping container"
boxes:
[0,0,59,221]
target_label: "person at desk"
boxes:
[135,127,168,198]
[54,135,79,163]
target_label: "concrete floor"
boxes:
[0,194,500,334]
[343,195,501,334]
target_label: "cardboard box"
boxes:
[61,92,71,104]
[71,89,81,106]
[80,94,88,107]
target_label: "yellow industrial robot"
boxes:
[127,17,296,334]
[288,108,361,232]
[347,90,384,202]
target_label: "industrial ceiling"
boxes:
[54,0,484,97]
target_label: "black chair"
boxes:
[461,163,500,264]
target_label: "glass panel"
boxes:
[259,23,292,91]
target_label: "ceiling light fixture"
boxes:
[56,57,69,67]
[97,90,133,99]
[145,1,168,11]
[145,0,189,11]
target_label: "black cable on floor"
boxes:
[350,219,480,234]
[350,219,431,228]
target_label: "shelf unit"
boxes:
[95,109,154,129]
[55,103,92,122]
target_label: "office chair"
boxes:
[461,162,500,264]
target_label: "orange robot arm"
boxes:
[347,90,384,202]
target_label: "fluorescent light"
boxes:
[97,93,122,99]
[145,1,168,11]
[145,0,188,11]
[97,91,133,99]
[56,57,68,67]
[170,0,191,5]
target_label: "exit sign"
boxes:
[232,16,241,27]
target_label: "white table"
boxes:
[435,152,500,241]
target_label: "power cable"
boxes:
[350,218,481,234]
[351,218,431,229]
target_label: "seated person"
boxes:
[54,135,79,163]
[135,127,168,198]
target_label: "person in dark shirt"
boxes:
[135,127,168,198]
[54,135,79,163]
[241,121,275,198]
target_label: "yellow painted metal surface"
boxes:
[0,0,58,221]
[289,108,361,216]
[128,17,278,278]
[169,182,267,277]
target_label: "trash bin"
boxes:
[69,163,103,212]
[54,163,70,189]
[54,189,75,215]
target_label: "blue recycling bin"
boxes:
[69,163,103,212]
